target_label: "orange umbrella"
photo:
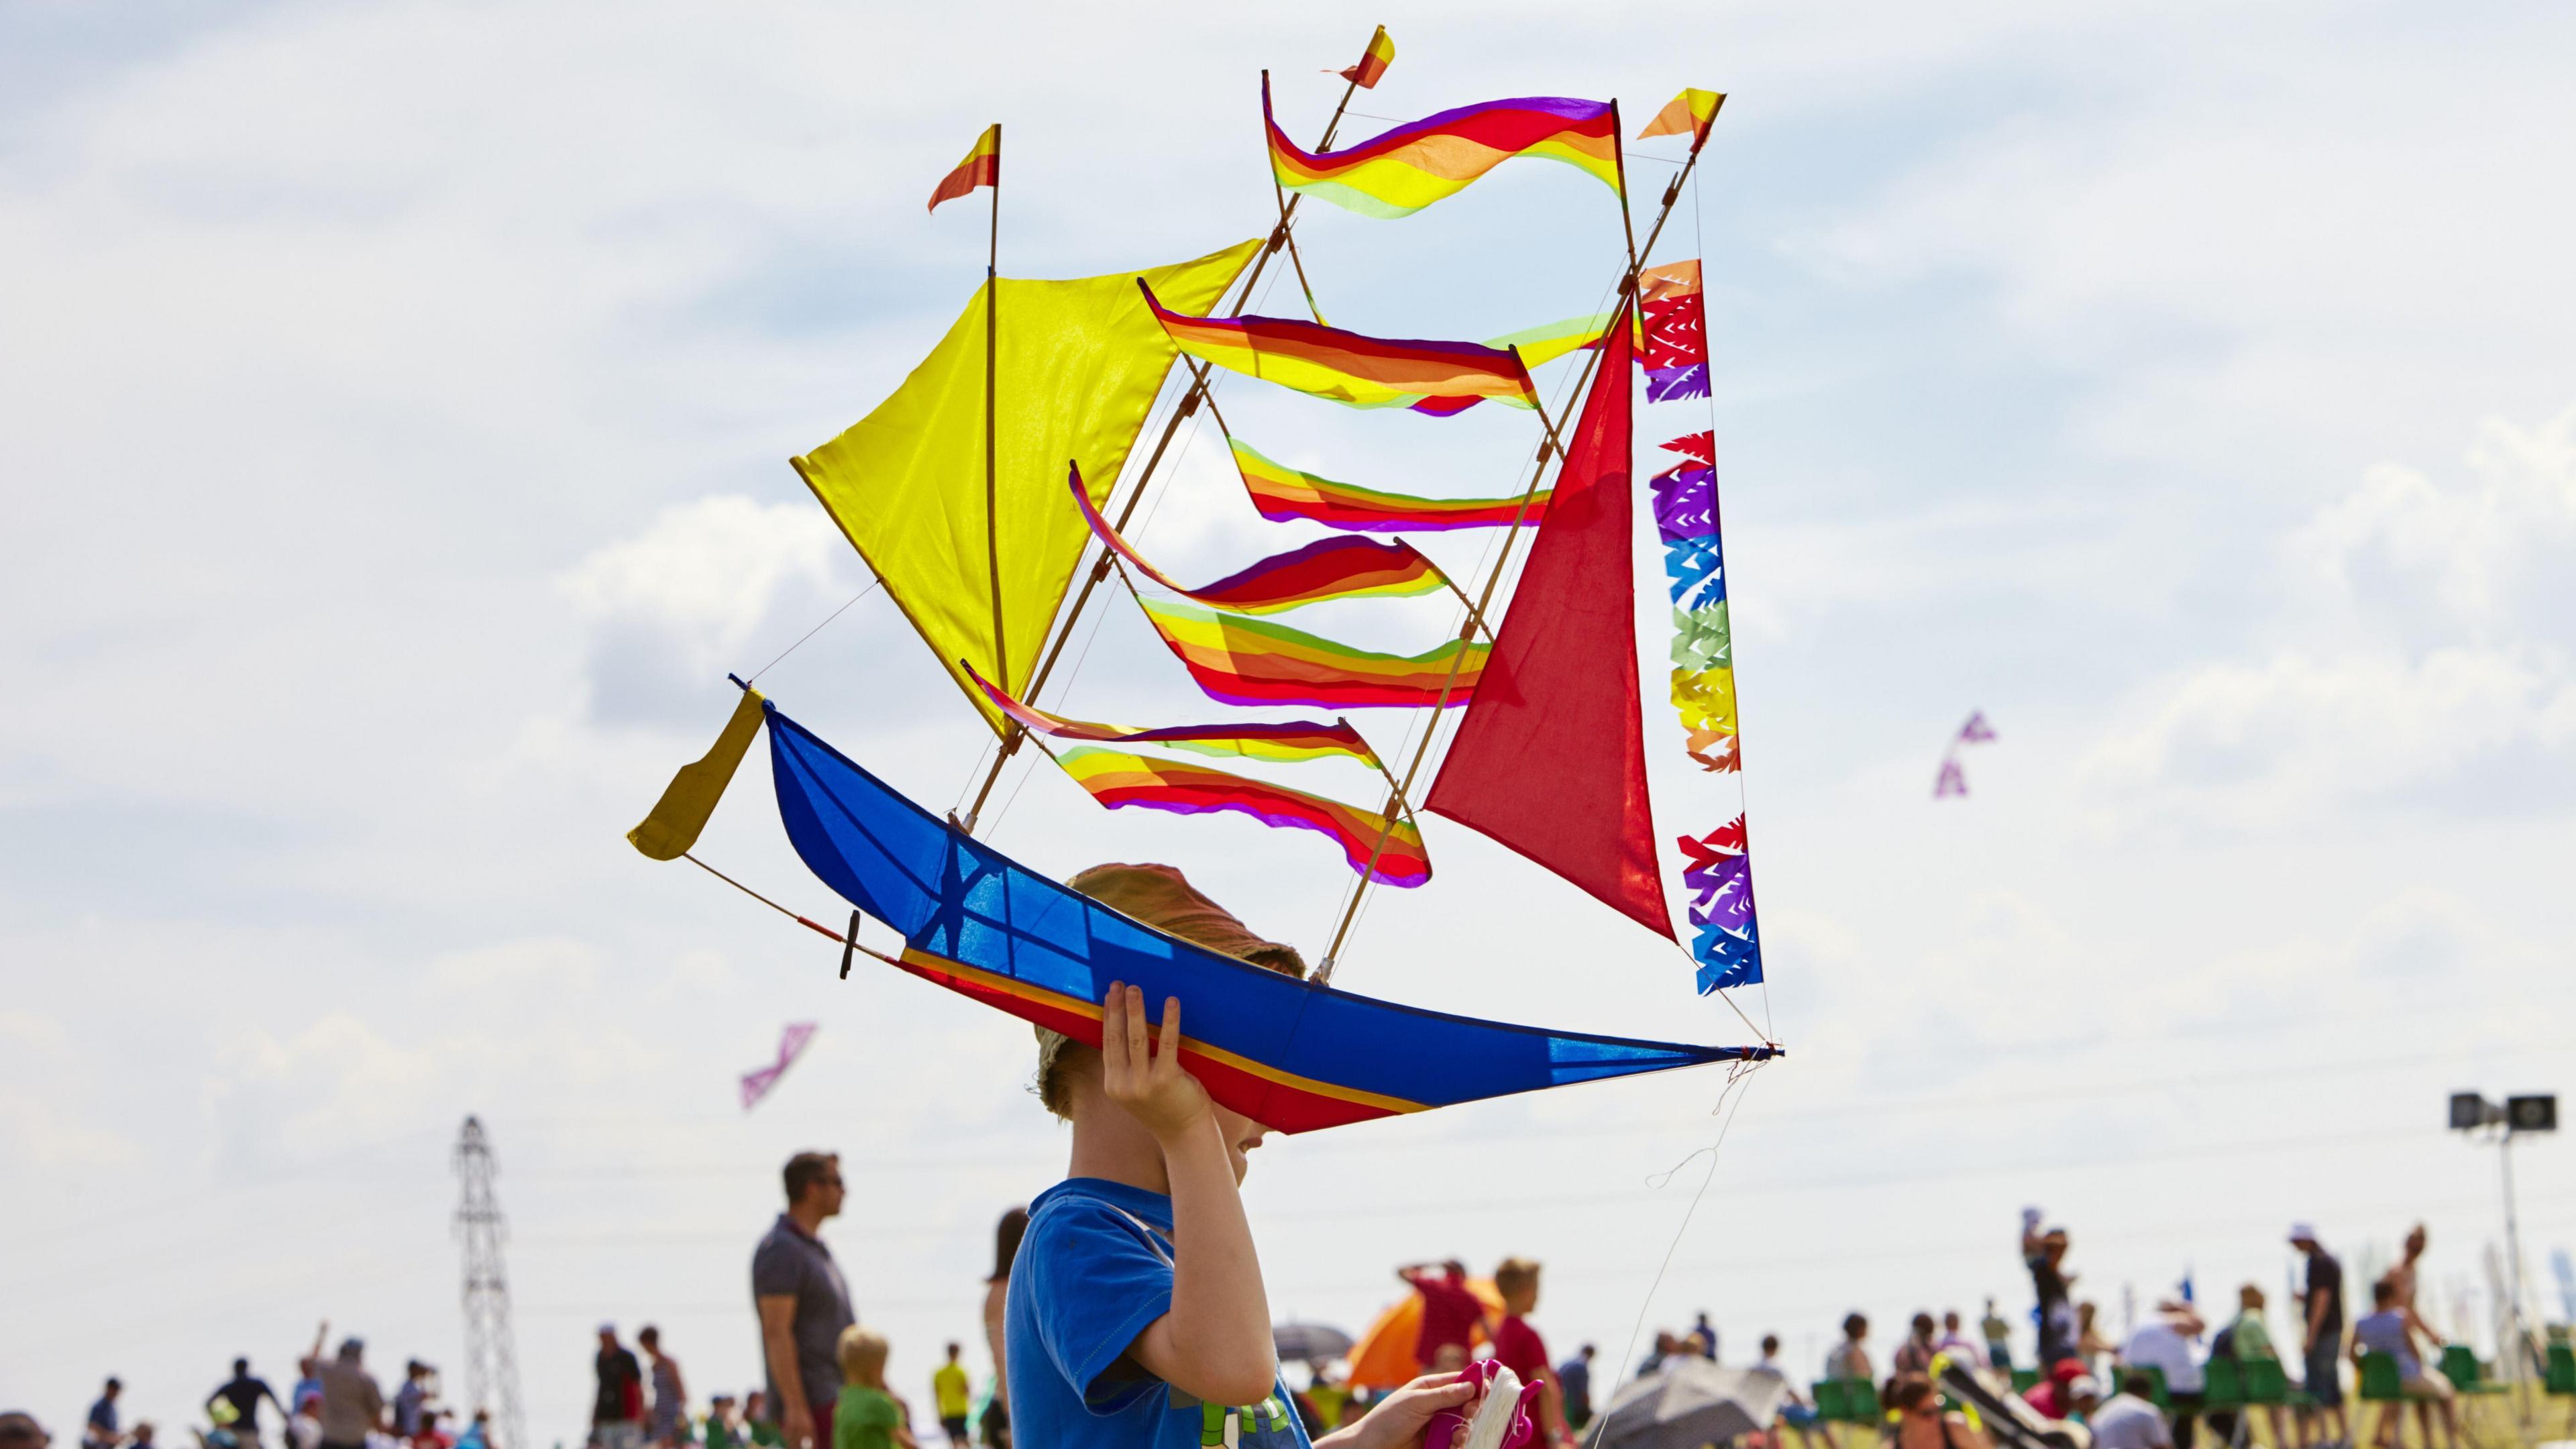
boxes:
[1344,1278,1506,1390]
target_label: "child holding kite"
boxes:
[1002,863,1489,1449]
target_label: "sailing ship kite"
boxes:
[625,30,1782,1132]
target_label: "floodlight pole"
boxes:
[2498,1126,2533,1426]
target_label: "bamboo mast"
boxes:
[981,125,1006,696]
[958,50,1371,833]
[1316,126,1713,982]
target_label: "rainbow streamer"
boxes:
[1263,75,1621,219]
[1481,309,1632,370]
[1066,462,1449,613]
[1230,438,1550,534]
[1638,260,1709,402]
[1141,282,1536,416]
[1057,746,1430,888]
[1651,418,1764,991]
[1137,596,1488,710]
[965,665,1387,773]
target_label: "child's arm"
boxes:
[1316,1373,1479,1449]
[1102,984,1280,1408]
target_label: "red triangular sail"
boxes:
[1424,306,1673,940]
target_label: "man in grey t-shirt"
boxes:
[753,1150,853,1449]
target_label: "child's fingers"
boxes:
[1152,995,1183,1072]
[1100,981,1129,1081]
[1121,983,1152,1075]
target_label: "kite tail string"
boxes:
[1581,1058,1767,1449]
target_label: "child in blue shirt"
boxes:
[1004,865,1483,1449]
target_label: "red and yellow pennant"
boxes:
[927,124,1000,213]
[1637,88,1725,152]
[1339,26,1395,89]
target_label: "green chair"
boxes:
[2202,1357,2249,1410]
[2242,1356,2290,1405]
[2131,1364,2172,1410]
[1830,1379,1881,1426]
[2546,1342,2575,1396]
[2356,1352,2404,1446]
[2010,1369,2040,1394]
[2438,1344,2506,1397]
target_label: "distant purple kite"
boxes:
[1934,711,1996,798]
[740,1022,817,1110]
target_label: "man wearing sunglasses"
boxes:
[755,1151,857,1449]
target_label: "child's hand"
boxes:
[1319,1373,1482,1449]
[1101,982,1210,1144]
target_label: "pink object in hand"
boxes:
[1426,1360,1542,1449]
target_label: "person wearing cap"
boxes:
[2120,1304,2206,1449]
[315,1340,386,1449]
[593,1326,645,1449]
[1000,863,1488,1449]
[2064,1376,2103,1423]
[2289,1224,2348,1446]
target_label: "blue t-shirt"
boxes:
[1005,1178,1309,1449]
[2353,1310,2417,1378]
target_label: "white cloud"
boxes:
[2082,406,2576,826]
[559,494,854,723]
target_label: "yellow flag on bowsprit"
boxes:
[790,239,1260,735]
[627,687,766,861]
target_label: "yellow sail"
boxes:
[792,239,1261,732]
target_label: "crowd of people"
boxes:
[3,1179,2512,1449]
[7,875,2535,1449]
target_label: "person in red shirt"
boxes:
[1489,1258,1564,1446]
[1399,1261,1493,1374]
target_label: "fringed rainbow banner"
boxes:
[1137,596,1488,710]
[1263,75,1621,220]
[1067,462,1449,613]
[1639,260,1709,403]
[966,665,1387,772]
[1231,439,1549,533]
[1676,814,1761,991]
[1141,282,1536,416]
[1653,433,1734,772]
[1057,746,1431,888]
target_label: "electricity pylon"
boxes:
[454,1116,527,1449]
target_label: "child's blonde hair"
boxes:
[836,1326,889,1384]
[1494,1257,1541,1297]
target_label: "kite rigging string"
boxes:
[1683,148,1776,1049]
[745,574,882,686]
[1582,1057,1767,1449]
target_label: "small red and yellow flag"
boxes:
[926,124,999,213]
[1338,26,1395,89]
[1638,88,1725,151]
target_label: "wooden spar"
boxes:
[982,124,1006,694]
[1316,135,1715,982]
[959,51,1368,833]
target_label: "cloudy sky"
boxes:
[8,0,2576,1438]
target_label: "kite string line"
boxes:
[1582,1061,1765,1449]
[746,573,882,686]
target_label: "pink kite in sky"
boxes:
[1934,711,1996,798]
[740,1022,817,1110]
